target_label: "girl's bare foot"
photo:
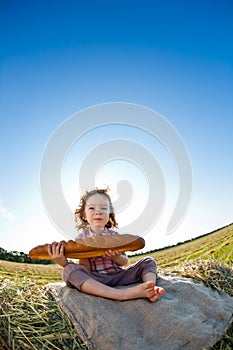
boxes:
[148,286,165,302]
[121,282,165,302]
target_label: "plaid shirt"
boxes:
[77,227,124,274]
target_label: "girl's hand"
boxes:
[48,242,69,267]
[104,250,128,266]
[104,249,121,258]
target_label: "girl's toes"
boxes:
[156,287,165,295]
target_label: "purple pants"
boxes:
[62,257,157,291]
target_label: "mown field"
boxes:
[1,223,232,285]
[0,224,232,349]
[0,260,63,286]
[130,223,233,267]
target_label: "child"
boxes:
[48,188,165,302]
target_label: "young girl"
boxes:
[48,188,165,302]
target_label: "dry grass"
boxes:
[0,259,232,349]
[161,259,233,297]
[0,276,87,349]
[0,260,63,286]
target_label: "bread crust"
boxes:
[29,234,145,260]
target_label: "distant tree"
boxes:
[0,247,54,264]
[0,247,7,259]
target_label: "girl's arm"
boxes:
[78,258,90,270]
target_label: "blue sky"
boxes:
[0,0,232,254]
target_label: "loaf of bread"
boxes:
[29,234,145,260]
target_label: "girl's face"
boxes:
[83,193,110,233]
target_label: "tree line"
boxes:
[0,247,54,264]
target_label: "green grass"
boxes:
[129,223,233,267]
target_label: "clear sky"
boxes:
[1,0,232,254]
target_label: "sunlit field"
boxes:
[0,224,232,349]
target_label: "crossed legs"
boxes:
[80,271,165,302]
[63,258,165,302]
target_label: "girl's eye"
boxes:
[87,206,108,212]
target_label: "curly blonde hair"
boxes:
[74,188,118,230]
